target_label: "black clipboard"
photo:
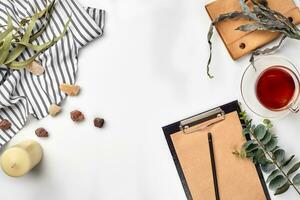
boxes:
[162,100,271,200]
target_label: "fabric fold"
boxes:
[0,0,105,148]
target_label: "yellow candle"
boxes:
[0,140,43,177]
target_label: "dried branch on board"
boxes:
[207,0,300,78]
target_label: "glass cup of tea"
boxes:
[241,56,300,119]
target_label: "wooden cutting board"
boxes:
[205,0,300,60]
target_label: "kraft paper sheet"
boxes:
[171,111,266,200]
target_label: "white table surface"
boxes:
[1,0,300,199]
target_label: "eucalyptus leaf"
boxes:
[255,149,268,165]
[243,128,250,136]
[269,175,287,190]
[16,39,54,52]
[253,124,267,140]
[236,23,270,32]
[281,155,295,167]
[29,19,50,42]
[265,136,278,152]
[274,149,285,164]
[274,182,290,195]
[239,0,258,20]
[243,140,257,152]
[260,131,272,145]
[7,53,40,69]
[267,169,281,183]
[255,126,267,140]
[0,14,13,42]
[250,35,287,66]
[207,11,252,78]
[263,119,271,125]
[243,140,254,148]
[4,1,61,66]
[4,14,39,64]
[293,174,300,185]
[261,162,275,173]
[246,144,259,153]
[287,162,300,176]
[0,31,13,65]
[7,18,70,69]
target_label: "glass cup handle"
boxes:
[289,105,300,113]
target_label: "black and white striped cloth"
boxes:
[0,0,105,148]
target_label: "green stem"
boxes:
[249,129,300,196]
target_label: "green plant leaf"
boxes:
[267,169,281,183]
[274,182,290,195]
[5,1,57,65]
[265,136,278,151]
[5,15,39,64]
[273,149,285,164]
[263,119,271,125]
[0,14,13,42]
[287,162,300,176]
[261,162,275,173]
[7,15,70,69]
[30,1,55,42]
[255,149,268,165]
[243,140,259,153]
[281,155,295,167]
[0,31,13,65]
[243,128,250,136]
[7,53,40,69]
[293,174,300,185]
[269,175,286,190]
[243,140,255,149]
[261,131,272,145]
[16,39,54,52]
[253,124,267,140]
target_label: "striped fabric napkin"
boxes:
[0,0,105,148]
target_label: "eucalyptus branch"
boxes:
[237,111,300,196]
[248,126,300,195]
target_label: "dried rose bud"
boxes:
[35,128,49,137]
[0,119,11,130]
[60,83,80,96]
[70,110,85,122]
[49,104,62,117]
[94,118,105,128]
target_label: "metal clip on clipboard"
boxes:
[179,107,225,134]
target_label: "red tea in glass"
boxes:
[256,66,297,111]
